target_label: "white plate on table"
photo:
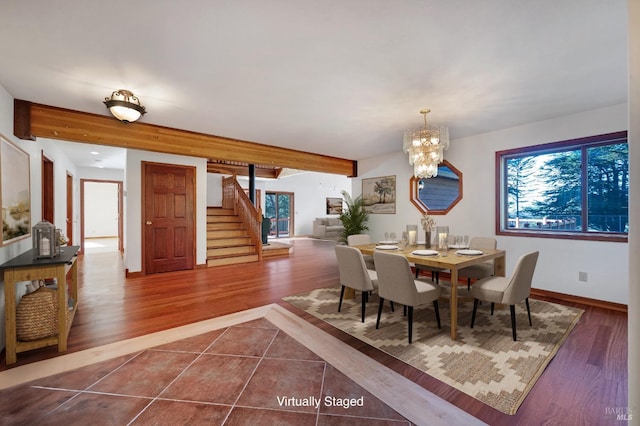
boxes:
[378,240,399,245]
[456,249,483,256]
[376,245,398,250]
[411,249,439,256]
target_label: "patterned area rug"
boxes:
[283,286,583,415]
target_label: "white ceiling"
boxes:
[0,0,628,169]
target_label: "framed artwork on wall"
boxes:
[326,197,343,215]
[362,175,396,214]
[1,134,31,246]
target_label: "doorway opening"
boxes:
[265,192,294,238]
[80,179,123,254]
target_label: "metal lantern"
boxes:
[32,221,58,259]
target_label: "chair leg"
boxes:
[376,297,385,329]
[433,300,441,329]
[403,305,407,316]
[471,298,479,328]
[361,292,366,323]
[390,301,395,312]
[407,306,414,343]
[467,277,471,291]
[490,302,495,315]
[338,285,345,312]
[415,268,420,279]
[435,272,439,284]
[510,304,517,341]
[525,298,532,326]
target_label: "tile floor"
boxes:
[0,317,411,425]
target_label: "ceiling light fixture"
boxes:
[403,109,449,178]
[103,89,146,123]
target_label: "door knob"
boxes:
[146,221,152,225]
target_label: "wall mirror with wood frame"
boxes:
[409,160,463,215]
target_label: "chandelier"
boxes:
[403,109,449,178]
[103,89,146,123]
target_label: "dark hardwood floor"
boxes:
[1,238,628,425]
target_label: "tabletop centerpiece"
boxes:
[421,213,436,249]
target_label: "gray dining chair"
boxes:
[373,251,441,343]
[459,237,497,290]
[335,245,378,322]
[347,234,375,270]
[470,251,539,341]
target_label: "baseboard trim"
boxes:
[530,288,627,313]
[124,269,144,279]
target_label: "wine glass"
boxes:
[390,232,397,242]
[384,232,390,242]
[463,235,470,248]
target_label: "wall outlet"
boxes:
[578,272,588,282]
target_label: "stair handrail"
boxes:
[222,176,263,259]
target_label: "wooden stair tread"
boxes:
[207,254,260,267]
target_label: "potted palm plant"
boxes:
[338,190,370,243]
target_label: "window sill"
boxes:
[497,229,628,243]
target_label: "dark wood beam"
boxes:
[13,99,35,140]
[14,100,357,177]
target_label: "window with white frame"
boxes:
[496,131,628,242]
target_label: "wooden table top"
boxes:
[354,244,505,270]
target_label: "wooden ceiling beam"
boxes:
[206,163,279,178]
[15,101,357,177]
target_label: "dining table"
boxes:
[354,243,506,340]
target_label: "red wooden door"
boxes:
[143,162,195,274]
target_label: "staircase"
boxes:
[207,207,260,267]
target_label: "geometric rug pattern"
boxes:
[283,286,583,415]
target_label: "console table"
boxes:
[1,246,79,365]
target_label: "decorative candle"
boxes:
[406,224,418,246]
[408,230,417,245]
[40,237,50,257]
[436,225,449,251]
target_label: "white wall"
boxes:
[77,167,124,181]
[124,149,208,273]
[207,173,223,206]
[356,103,629,304]
[84,181,119,237]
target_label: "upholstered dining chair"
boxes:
[347,233,375,270]
[335,245,378,323]
[470,251,539,341]
[459,237,498,290]
[373,251,441,343]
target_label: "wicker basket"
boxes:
[16,287,68,342]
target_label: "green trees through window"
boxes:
[265,192,292,237]
[498,131,628,240]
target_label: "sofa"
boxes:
[312,217,344,239]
